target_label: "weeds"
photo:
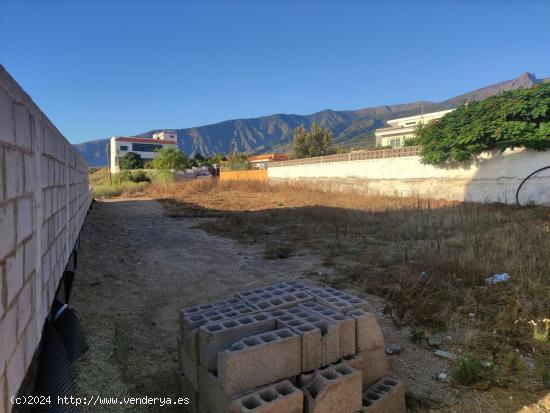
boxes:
[144,179,550,387]
[453,356,484,386]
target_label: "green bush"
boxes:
[418,82,550,164]
[153,169,175,183]
[130,170,150,183]
[452,356,483,385]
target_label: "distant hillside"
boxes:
[75,72,547,167]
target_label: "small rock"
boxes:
[385,344,403,355]
[436,373,449,382]
[428,334,444,348]
[434,350,459,361]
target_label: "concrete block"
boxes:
[5,148,24,200]
[16,196,34,242]
[0,305,17,378]
[0,86,15,144]
[343,348,389,386]
[180,301,254,335]
[0,150,4,204]
[6,250,24,305]
[180,375,200,413]
[24,154,36,193]
[23,236,36,279]
[273,307,340,368]
[229,380,303,413]
[198,364,235,413]
[6,346,25,401]
[198,312,276,372]
[178,337,199,391]
[277,316,322,371]
[0,201,16,260]
[217,328,301,396]
[300,302,356,358]
[347,309,384,352]
[246,290,313,311]
[361,377,406,413]
[15,103,32,150]
[16,280,32,339]
[310,287,368,313]
[301,362,362,413]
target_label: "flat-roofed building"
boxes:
[374,109,454,148]
[108,132,178,173]
[248,153,289,169]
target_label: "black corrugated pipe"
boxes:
[516,166,550,206]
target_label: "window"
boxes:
[120,145,128,151]
[388,137,401,148]
[132,143,163,152]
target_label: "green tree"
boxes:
[225,153,251,171]
[417,82,550,164]
[119,152,144,170]
[150,146,189,170]
[291,123,336,159]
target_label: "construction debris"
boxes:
[177,281,406,413]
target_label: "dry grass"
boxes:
[146,179,550,387]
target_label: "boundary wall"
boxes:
[220,169,268,181]
[269,147,550,205]
[0,65,92,411]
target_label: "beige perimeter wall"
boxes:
[0,65,92,411]
[269,148,550,205]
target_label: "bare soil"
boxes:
[72,195,550,412]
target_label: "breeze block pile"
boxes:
[178,281,406,413]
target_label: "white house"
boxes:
[374,109,454,147]
[108,131,178,173]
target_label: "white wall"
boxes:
[0,65,92,411]
[268,148,550,205]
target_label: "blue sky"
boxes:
[1,0,549,143]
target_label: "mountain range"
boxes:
[74,72,547,167]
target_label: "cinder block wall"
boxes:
[268,149,550,205]
[0,65,92,411]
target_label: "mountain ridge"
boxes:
[74,72,547,166]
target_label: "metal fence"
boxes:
[269,146,422,167]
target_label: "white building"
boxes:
[108,131,178,173]
[374,109,454,147]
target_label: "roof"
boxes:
[248,153,289,162]
[114,137,177,144]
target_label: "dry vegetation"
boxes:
[146,179,550,390]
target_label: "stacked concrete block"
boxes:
[270,307,340,369]
[229,380,303,413]
[345,309,389,385]
[177,281,400,413]
[300,362,362,413]
[199,313,277,372]
[178,299,256,391]
[299,302,356,358]
[218,328,301,395]
[360,378,406,413]
[0,65,91,411]
[309,287,369,313]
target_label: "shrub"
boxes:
[120,152,144,169]
[130,170,150,183]
[452,356,483,385]
[150,146,189,170]
[418,82,550,164]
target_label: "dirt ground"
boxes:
[72,196,550,412]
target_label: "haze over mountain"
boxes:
[74,72,547,167]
